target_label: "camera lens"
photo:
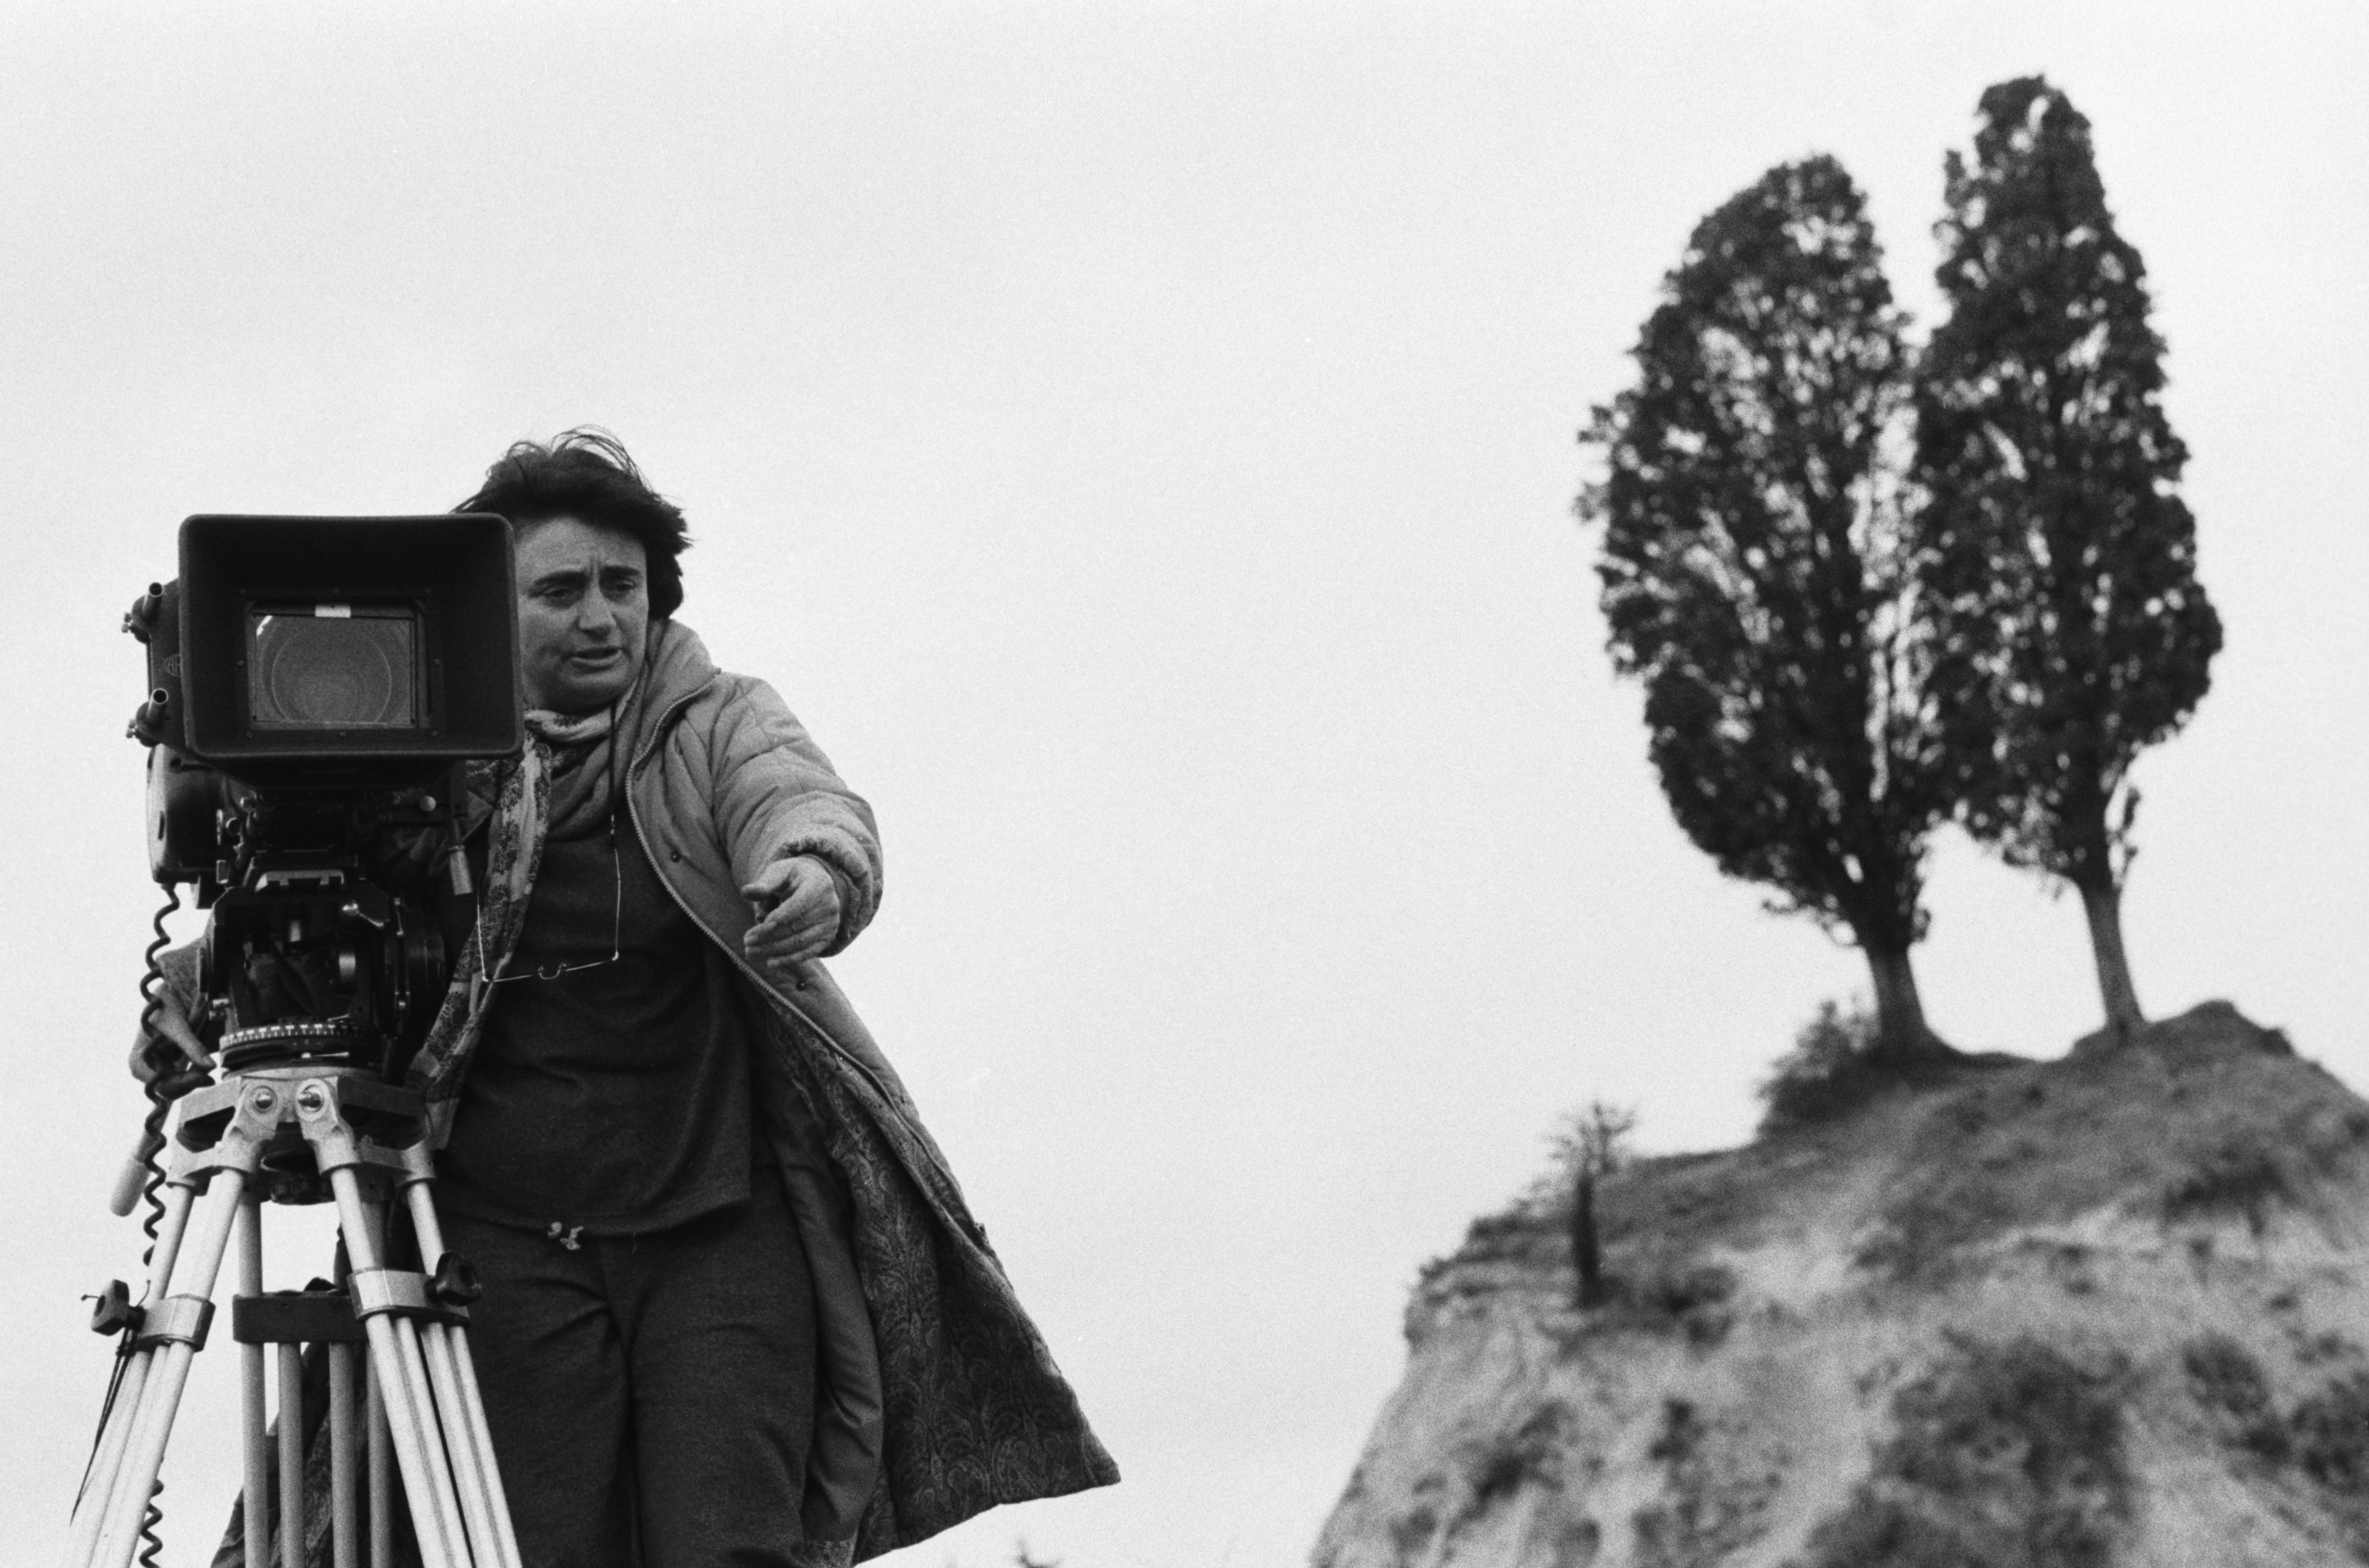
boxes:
[248,610,420,730]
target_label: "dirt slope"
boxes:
[1313,1003,2369,1568]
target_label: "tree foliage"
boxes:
[1912,77,2221,901]
[1580,156,1949,1054]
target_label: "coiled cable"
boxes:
[79,886,213,1557]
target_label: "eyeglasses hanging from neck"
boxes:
[476,809,624,986]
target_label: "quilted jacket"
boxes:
[212,620,1117,1566]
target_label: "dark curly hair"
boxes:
[456,429,692,620]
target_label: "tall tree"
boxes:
[1912,77,2221,1036]
[1580,157,1951,1060]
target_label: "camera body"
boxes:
[130,515,524,1076]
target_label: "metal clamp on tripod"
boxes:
[70,514,525,1568]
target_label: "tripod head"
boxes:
[165,767,460,1081]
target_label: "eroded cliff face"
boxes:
[1314,1003,2369,1568]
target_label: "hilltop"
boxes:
[1313,1002,2369,1567]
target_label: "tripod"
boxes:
[65,1062,521,1568]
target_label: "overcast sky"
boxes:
[3,5,2362,1566]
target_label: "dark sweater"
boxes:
[437,812,763,1236]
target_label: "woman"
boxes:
[144,433,1114,1566]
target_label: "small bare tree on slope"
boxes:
[1580,156,1953,1060]
[1912,77,2221,1037]
[1554,1100,1638,1309]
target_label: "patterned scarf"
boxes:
[404,675,644,1135]
[524,672,642,840]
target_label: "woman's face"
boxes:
[515,515,651,713]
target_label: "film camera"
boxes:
[127,514,523,1081]
[74,513,531,1568]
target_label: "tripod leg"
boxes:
[64,1351,154,1568]
[367,1355,393,1568]
[330,1343,359,1568]
[278,1343,306,1567]
[61,1177,197,1568]
[241,1199,271,1568]
[390,1317,474,1563]
[354,1204,411,1568]
[442,1331,524,1568]
[88,1167,249,1568]
[416,1324,509,1568]
[326,1170,470,1568]
[404,1184,522,1568]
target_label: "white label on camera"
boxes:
[315,603,352,618]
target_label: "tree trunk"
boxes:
[1863,943,1938,1060]
[1572,1170,1602,1309]
[2078,880,2146,1036]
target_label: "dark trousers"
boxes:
[445,1179,816,1568]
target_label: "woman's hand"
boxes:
[741,855,843,983]
[128,991,214,1085]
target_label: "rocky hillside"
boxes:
[1313,1003,2369,1568]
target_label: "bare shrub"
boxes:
[2290,1372,2369,1491]
[1540,1101,1637,1309]
[2182,1333,2287,1460]
[2161,1147,2294,1235]
[1799,1335,2130,1568]
[1759,1000,1891,1132]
